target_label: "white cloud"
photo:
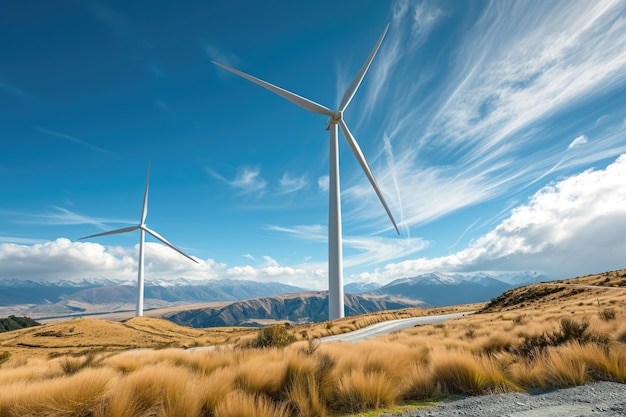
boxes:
[278,172,308,194]
[34,126,111,154]
[207,166,267,195]
[411,1,443,39]
[351,154,626,283]
[203,41,242,73]
[13,206,134,230]
[0,236,49,245]
[343,0,626,236]
[317,175,329,191]
[4,153,626,290]
[568,135,588,150]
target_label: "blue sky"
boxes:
[1,0,626,289]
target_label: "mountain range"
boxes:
[165,292,423,327]
[0,271,549,322]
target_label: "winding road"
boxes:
[320,311,473,343]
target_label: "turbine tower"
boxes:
[213,24,398,320]
[80,163,198,317]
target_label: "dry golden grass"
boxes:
[0,316,257,360]
[0,270,624,416]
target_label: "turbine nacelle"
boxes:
[326,111,343,130]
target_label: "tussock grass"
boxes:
[0,367,115,417]
[214,391,290,417]
[335,368,400,413]
[0,270,625,416]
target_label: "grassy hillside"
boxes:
[0,270,624,417]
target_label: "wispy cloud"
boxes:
[34,126,112,155]
[568,135,588,150]
[0,236,48,245]
[8,155,624,285]
[278,172,308,194]
[203,41,242,70]
[317,175,329,191]
[86,0,162,79]
[0,78,29,99]
[342,0,626,237]
[351,154,626,283]
[447,217,482,252]
[266,224,326,242]
[411,0,444,40]
[14,206,134,230]
[266,223,428,270]
[207,166,268,195]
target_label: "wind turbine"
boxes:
[213,24,399,320]
[80,163,198,317]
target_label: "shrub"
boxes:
[0,316,40,333]
[252,325,296,348]
[598,308,616,321]
[0,351,10,366]
[515,317,607,357]
[59,352,99,375]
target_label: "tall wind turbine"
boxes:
[213,24,399,320]
[80,163,198,317]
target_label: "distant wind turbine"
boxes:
[213,24,399,320]
[80,163,198,317]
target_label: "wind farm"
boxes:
[212,23,399,319]
[80,163,198,317]
[2,2,626,416]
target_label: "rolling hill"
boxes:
[164,291,424,327]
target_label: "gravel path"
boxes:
[388,382,626,417]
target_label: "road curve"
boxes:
[320,311,473,343]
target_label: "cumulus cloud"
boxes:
[0,237,319,288]
[4,155,626,289]
[351,154,626,283]
[568,135,588,150]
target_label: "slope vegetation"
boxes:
[0,317,255,359]
[0,270,624,417]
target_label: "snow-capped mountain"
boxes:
[370,272,516,306]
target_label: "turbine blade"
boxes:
[143,226,199,264]
[80,225,140,240]
[212,60,334,117]
[141,162,150,225]
[338,119,399,234]
[339,23,390,112]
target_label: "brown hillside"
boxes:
[482,269,626,313]
[0,316,255,360]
